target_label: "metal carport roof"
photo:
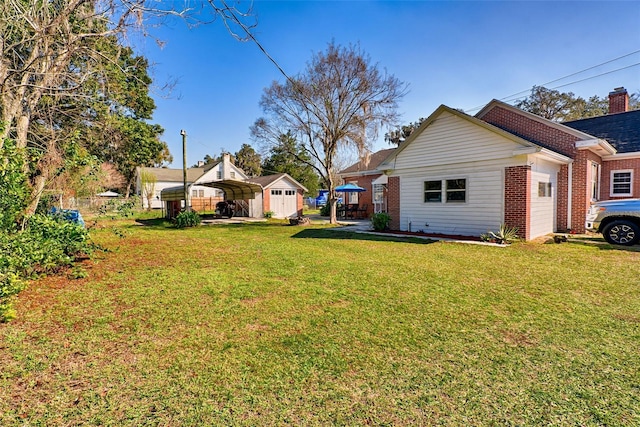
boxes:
[160,180,263,201]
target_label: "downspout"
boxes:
[567,163,572,231]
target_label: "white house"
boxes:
[378,105,571,240]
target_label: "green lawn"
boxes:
[1,219,639,426]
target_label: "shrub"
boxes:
[264,211,275,219]
[480,224,519,244]
[174,210,201,228]
[371,212,391,231]
[0,214,96,322]
[320,203,331,217]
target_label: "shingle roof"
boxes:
[140,167,204,182]
[249,173,286,187]
[340,148,396,174]
[563,110,640,153]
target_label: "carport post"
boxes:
[181,129,190,211]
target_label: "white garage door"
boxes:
[270,189,298,218]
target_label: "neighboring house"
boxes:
[139,154,307,218]
[338,148,395,217]
[377,87,637,240]
[136,166,229,210]
[250,173,308,218]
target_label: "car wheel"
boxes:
[602,220,640,246]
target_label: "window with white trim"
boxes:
[230,171,236,179]
[610,170,633,197]
[271,189,282,196]
[590,162,600,201]
[538,182,552,197]
[216,171,222,179]
[285,190,295,196]
[424,179,466,203]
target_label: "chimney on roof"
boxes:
[197,160,204,167]
[609,87,629,114]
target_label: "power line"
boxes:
[464,50,640,113]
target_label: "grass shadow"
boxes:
[134,218,173,229]
[291,228,437,245]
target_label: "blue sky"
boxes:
[136,1,640,167]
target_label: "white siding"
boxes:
[394,111,524,170]
[529,158,560,239]
[268,179,299,218]
[392,110,531,236]
[398,165,506,236]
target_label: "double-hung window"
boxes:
[611,170,633,197]
[424,179,466,203]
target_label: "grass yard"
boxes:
[1,219,639,426]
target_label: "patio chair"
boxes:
[356,204,368,219]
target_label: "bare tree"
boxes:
[252,42,407,224]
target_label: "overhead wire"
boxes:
[464,49,640,113]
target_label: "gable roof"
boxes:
[563,110,640,154]
[378,104,571,169]
[249,173,309,192]
[339,148,396,175]
[476,99,616,157]
[139,167,204,182]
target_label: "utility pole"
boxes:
[181,129,189,211]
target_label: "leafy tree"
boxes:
[515,86,640,122]
[0,1,253,218]
[234,144,262,177]
[252,42,407,223]
[385,118,426,146]
[262,132,320,196]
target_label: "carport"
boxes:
[161,180,264,218]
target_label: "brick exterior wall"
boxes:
[387,176,400,230]
[262,189,270,215]
[504,165,531,240]
[601,158,640,200]
[609,89,629,114]
[556,164,569,231]
[344,175,380,218]
[297,190,304,217]
[481,106,579,157]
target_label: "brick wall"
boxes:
[262,190,270,215]
[481,106,579,157]
[601,158,640,200]
[504,165,531,240]
[557,164,569,231]
[609,88,629,114]
[388,176,400,230]
[297,190,304,217]
[344,174,382,218]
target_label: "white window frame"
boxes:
[590,161,600,201]
[423,178,467,204]
[610,169,633,197]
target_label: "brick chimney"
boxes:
[609,87,629,114]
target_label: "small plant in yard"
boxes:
[174,210,201,228]
[371,212,391,231]
[264,211,275,219]
[319,203,331,216]
[481,223,519,244]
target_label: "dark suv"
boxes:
[586,199,640,246]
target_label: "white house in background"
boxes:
[135,157,247,209]
[138,154,308,219]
